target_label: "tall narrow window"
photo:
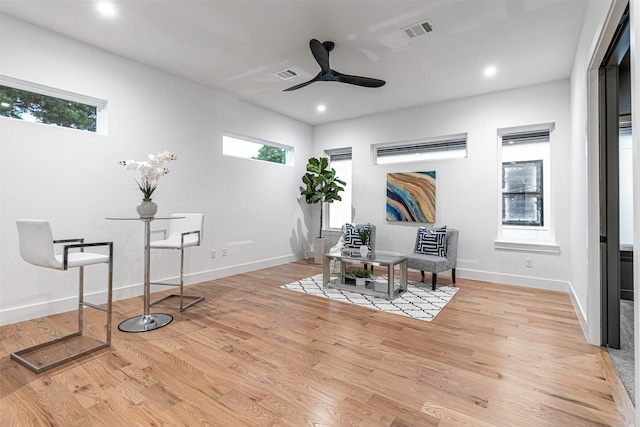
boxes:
[0,76,106,133]
[498,126,553,242]
[327,149,352,229]
[222,131,292,165]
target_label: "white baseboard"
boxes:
[1,256,580,327]
[0,253,302,326]
[185,253,301,284]
[461,271,589,344]
[456,268,593,342]
[567,280,589,343]
[457,268,570,292]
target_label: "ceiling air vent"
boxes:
[275,69,299,80]
[402,20,434,39]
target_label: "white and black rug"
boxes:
[280,274,458,322]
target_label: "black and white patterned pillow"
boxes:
[343,223,372,249]
[415,226,447,256]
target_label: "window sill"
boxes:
[494,240,561,254]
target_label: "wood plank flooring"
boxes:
[0,260,635,426]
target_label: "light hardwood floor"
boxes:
[0,260,635,426]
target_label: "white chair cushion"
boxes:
[55,252,110,268]
[150,236,200,249]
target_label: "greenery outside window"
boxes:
[0,76,105,133]
[222,131,292,165]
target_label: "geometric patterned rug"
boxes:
[280,274,458,322]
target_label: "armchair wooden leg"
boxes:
[432,273,437,290]
[452,268,456,284]
[420,271,425,282]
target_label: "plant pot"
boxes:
[355,277,366,287]
[360,245,369,258]
[136,198,158,219]
[313,237,327,264]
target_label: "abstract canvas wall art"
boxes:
[386,172,436,223]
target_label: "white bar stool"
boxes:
[12,219,113,373]
[149,213,205,311]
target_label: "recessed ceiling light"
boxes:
[317,104,326,113]
[484,66,497,77]
[96,2,117,18]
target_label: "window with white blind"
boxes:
[498,125,555,248]
[373,134,467,165]
[327,149,352,229]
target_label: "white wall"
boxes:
[313,80,572,291]
[568,0,620,345]
[0,15,313,325]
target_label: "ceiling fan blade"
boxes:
[283,40,385,92]
[309,39,331,74]
[334,71,386,88]
[283,72,322,91]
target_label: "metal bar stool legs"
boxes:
[12,220,113,374]
[150,244,204,311]
[149,213,205,312]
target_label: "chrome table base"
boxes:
[118,313,173,332]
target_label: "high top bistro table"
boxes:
[106,216,184,332]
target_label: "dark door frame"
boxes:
[599,6,629,349]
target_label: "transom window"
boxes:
[222,131,292,166]
[373,134,467,165]
[0,76,106,133]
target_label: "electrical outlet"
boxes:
[210,249,216,258]
[222,248,227,257]
[525,258,533,268]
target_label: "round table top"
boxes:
[105,216,185,221]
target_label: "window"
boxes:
[373,133,466,165]
[0,76,105,133]
[222,131,292,165]
[327,149,352,229]
[502,160,543,226]
[498,126,553,244]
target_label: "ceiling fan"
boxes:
[283,39,386,91]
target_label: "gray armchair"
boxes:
[406,228,459,290]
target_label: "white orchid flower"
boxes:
[118,151,177,199]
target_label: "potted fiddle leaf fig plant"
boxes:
[300,157,345,263]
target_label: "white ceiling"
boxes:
[0,0,589,126]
